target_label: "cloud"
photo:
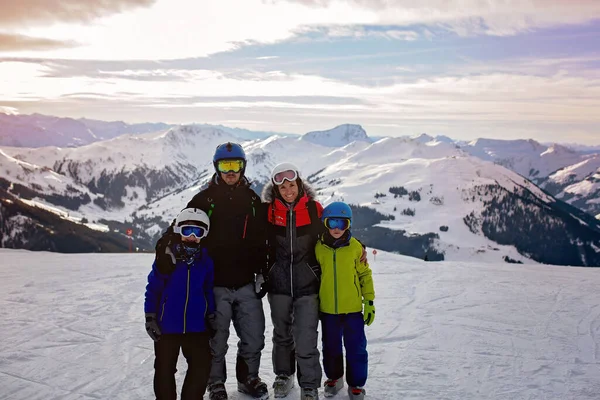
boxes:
[0,33,78,51]
[281,0,600,36]
[0,0,156,27]
[322,26,419,40]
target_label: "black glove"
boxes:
[255,274,269,299]
[155,226,179,275]
[206,314,217,337]
[145,313,162,341]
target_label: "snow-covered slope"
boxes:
[540,155,600,217]
[301,124,371,147]
[189,123,294,141]
[306,140,559,263]
[2,249,599,399]
[461,138,587,180]
[3,125,239,215]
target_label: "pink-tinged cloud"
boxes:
[0,33,78,51]
[0,0,156,27]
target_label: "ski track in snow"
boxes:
[0,249,599,400]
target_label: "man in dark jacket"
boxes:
[155,142,268,400]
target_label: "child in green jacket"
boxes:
[315,202,375,400]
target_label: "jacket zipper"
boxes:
[289,206,294,297]
[160,298,166,321]
[333,249,338,314]
[183,265,190,333]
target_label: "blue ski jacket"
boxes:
[144,246,215,334]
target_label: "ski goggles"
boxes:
[272,169,298,185]
[324,217,351,231]
[174,224,209,239]
[216,159,244,173]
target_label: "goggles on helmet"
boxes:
[273,169,298,185]
[324,217,350,231]
[217,159,244,173]
[174,224,209,239]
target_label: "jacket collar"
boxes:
[321,230,352,249]
[262,180,317,203]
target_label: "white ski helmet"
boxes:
[173,208,210,238]
[270,162,300,185]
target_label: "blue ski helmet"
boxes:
[213,142,246,175]
[322,202,352,225]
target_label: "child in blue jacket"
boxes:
[145,208,216,400]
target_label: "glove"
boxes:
[363,300,375,326]
[155,229,179,275]
[206,314,217,337]
[145,313,162,341]
[255,274,268,299]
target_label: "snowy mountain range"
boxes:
[0,113,297,148]
[458,138,600,218]
[0,113,171,148]
[2,120,600,266]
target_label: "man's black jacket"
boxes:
[157,174,267,289]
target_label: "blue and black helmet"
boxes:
[322,201,352,224]
[213,142,246,175]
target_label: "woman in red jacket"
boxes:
[261,162,323,400]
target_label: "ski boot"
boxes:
[273,374,294,398]
[323,378,344,397]
[237,376,269,400]
[301,387,319,400]
[347,387,365,400]
[208,382,228,400]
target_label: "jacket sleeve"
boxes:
[144,261,169,313]
[355,244,375,302]
[204,252,216,315]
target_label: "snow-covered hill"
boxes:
[540,155,600,218]
[301,124,371,147]
[461,138,588,180]
[0,112,170,147]
[2,249,599,399]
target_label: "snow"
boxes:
[301,124,371,147]
[1,249,599,399]
[461,139,586,179]
[547,156,600,185]
[17,198,110,233]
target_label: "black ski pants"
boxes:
[153,332,212,400]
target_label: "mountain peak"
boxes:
[413,133,434,143]
[301,124,370,147]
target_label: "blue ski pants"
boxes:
[320,312,368,387]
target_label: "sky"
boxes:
[0,0,599,144]
[2,248,599,399]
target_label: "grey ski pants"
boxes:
[209,283,266,385]
[268,293,322,389]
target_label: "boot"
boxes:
[237,376,269,400]
[208,383,228,400]
[273,374,294,398]
[347,386,365,400]
[300,387,319,400]
[323,378,344,397]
